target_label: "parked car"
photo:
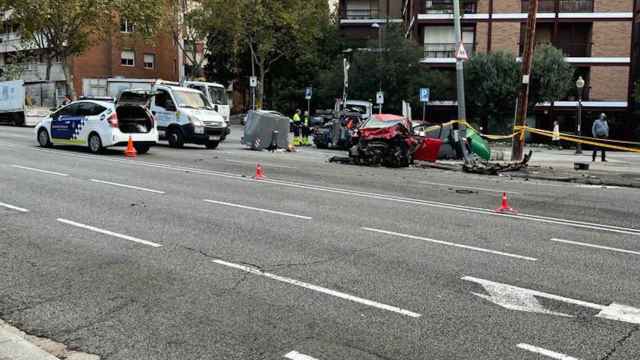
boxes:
[151,84,229,149]
[35,91,158,154]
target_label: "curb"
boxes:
[0,320,59,360]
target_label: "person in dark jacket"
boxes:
[591,113,609,162]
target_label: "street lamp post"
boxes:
[575,76,585,154]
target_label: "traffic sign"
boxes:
[420,88,430,103]
[249,76,257,88]
[455,43,469,60]
[376,91,384,105]
[305,87,312,100]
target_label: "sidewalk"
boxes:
[497,146,640,188]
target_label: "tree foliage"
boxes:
[530,44,575,105]
[4,0,163,97]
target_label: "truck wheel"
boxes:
[134,144,151,154]
[88,133,103,154]
[168,128,184,148]
[13,113,25,127]
[205,140,219,149]
[37,129,52,147]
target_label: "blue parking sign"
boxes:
[420,88,430,103]
[305,87,313,100]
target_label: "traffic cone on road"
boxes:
[124,136,137,158]
[253,164,266,180]
[495,192,517,214]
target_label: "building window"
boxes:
[423,26,474,58]
[121,50,135,67]
[144,54,155,69]
[120,18,135,33]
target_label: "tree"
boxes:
[464,52,521,132]
[4,0,163,98]
[530,44,574,106]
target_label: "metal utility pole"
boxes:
[511,0,538,161]
[452,0,471,162]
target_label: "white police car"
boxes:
[35,92,158,154]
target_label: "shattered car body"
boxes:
[349,114,418,168]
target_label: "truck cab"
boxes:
[184,81,231,125]
[151,84,229,149]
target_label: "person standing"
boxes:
[301,110,311,146]
[591,113,609,162]
[552,120,560,148]
[292,109,302,146]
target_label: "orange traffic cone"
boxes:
[495,192,517,214]
[125,136,137,158]
[253,164,266,180]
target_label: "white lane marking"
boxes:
[57,218,162,248]
[516,344,582,360]
[0,201,29,213]
[90,179,165,194]
[551,238,640,256]
[576,184,623,189]
[284,351,319,360]
[463,276,640,325]
[225,159,295,169]
[20,146,640,236]
[417,180,521,195]
[362,227,537,261]
[11,164,69,177]
[203,199,311,220]
[212,259,421,318]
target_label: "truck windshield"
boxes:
[208,86,228,106]
[173,91,211,110]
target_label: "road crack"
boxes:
[599,325,640,360]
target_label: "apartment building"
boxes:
[338,0,405,42]
[0,13,181,105]
[340,0,638,136]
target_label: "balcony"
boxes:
[423,0,477,14]
[424,43,473,58]
[521,0,593,13]
[558,42,592,57]
[341,8,381,19]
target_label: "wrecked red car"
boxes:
[349,114,419,167]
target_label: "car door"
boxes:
[50,103,85,145]
[79,102,108,142]
[152,89,177,136]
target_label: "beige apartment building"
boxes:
[339,0,640,137]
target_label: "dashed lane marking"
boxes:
[516,343,582,360]
[362,227,537,261]
[90,179,166,194]
[0,201,29,213]
[57,218,162,248]
[11,164,69,177]
[284,351,319,360]
[550,238,640,256]
[203,199,311,220]
[212,259,421,318]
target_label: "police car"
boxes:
[35,92,158,154]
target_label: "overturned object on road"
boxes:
[417,122,491,161]
[242,110,290,151]
[347,114,419,168]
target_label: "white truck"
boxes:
[0,80,51,126]
[183,81,231,125]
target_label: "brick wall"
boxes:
[594,0,632,12]
[477,0,490,13]
[590,66,630,100]
[591,21,632,57]
[493,0,521,13]
[475,23,489,53]
[491,22,521,54]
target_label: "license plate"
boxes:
[209,135,220,140]
[194,127,204,134]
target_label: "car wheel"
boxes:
[205,140,220,149]
[134,144,151,154]
[88,133,103,154]
[168,128,184,148]
[37,129,52,147]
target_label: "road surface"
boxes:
[1,125,639,360]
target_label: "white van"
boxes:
[184,81,231,124]
[151,84,229,149]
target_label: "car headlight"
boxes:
[189,116,204,127]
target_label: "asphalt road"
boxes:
[1,125,639,360]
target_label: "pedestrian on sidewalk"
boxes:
[552,120,561,149]
[591,113,609,162]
